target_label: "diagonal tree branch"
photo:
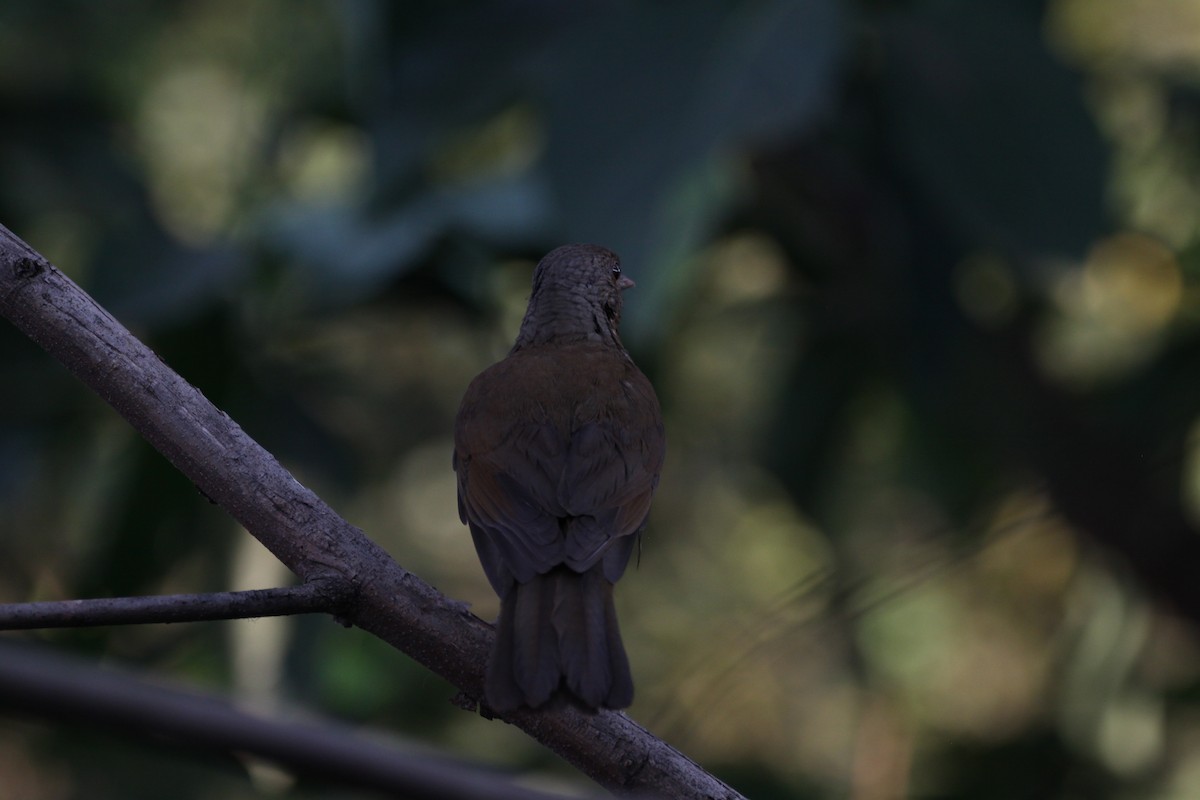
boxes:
[0,224,744,799]
[0,583,340,629]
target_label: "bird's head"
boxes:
[515,244,635,349]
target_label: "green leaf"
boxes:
[880,2,1108,263]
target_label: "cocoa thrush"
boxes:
[453,244,665,713]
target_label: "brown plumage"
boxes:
[453,244,665,712]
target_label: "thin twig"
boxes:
[0,582,338,630]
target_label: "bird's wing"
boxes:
[454,357,569,587]
[557,369,664,573]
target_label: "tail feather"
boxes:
[553,568,632,709]
[486,566,632,712]
[510,572,559,706]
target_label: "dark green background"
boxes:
[3,1,1200,797]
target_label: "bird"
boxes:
[453,243,665,713]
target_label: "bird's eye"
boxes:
[611,265,622,280]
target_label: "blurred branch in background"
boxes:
[0,639,589,800]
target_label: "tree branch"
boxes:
[0,224,744,799]
[0,583,341,629]
[0,640,593,800]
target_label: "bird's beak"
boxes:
[617,276,636,290]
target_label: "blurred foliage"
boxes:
[3,0,1200,798]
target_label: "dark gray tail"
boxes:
[486,566,633,713]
